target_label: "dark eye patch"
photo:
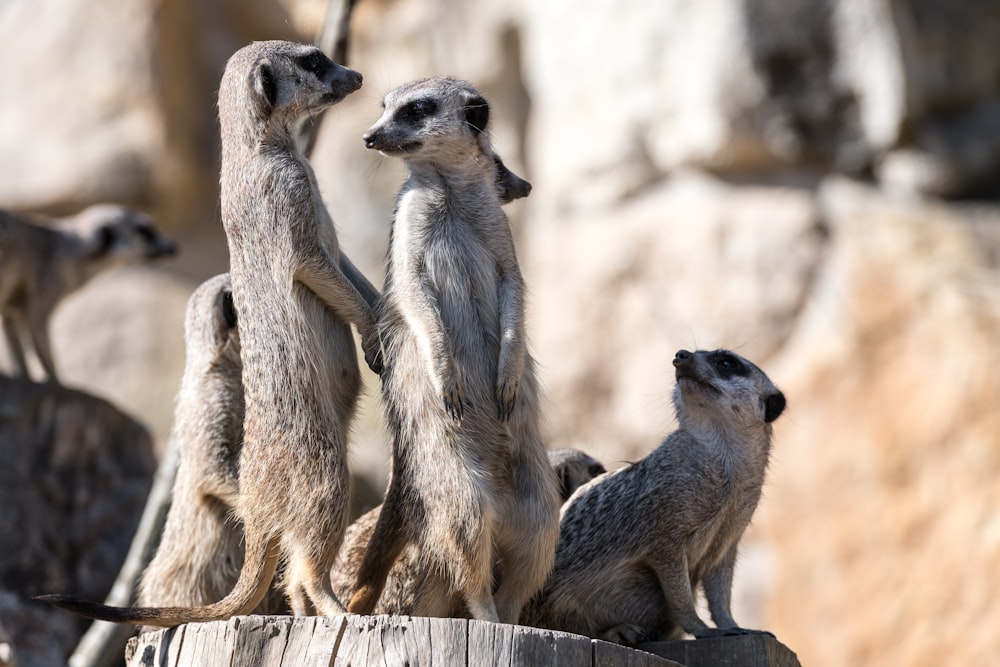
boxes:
[708,351,749,379]
[135,225,157,243]
[296,52,331,79]
[95,226,116,254]
[399,98,438,121]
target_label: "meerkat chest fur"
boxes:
[391,174,506,359]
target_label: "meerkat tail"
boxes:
[37,535,281,626]
[347,504,409,615]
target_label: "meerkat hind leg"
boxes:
[452,520,501,623]
[287,553,346,616]
[2,317,29,377]
[286,582,313,617]
[26,309,58,380]
[462,581,500,624]
[492,524,555,624]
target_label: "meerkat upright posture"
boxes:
[0,205,175,382]
[136,273,249,609]
[521,349,786,645]
[333,448,604,616]
[347,77,561,624]
[39,40,379,625]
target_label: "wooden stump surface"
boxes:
[125,614,682,666]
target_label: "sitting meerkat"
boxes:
[332,448,606,616]
[521,349,786,645]
[347,76,561,624]
[0,205,175,382]
[39,40,378,625]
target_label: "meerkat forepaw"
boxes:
[495,379,519,421]
[600,623,646,646]
[362,339,384,375]
[694,626,772,640]
[442,380,464,422]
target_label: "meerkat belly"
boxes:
[232,273,356,519]
[425,225,502,390]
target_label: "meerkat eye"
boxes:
[401,98,437,120]
[135,225,157,243]
[297,52,330,79]
[712,352,749,377]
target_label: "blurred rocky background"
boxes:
[0,0,998,665]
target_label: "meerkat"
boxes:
[332,448,605,616]
[347,76,561,624]
[520,349,786,645]
[39,40,380,626]
[135,273,283,612]
[0,205,175,382]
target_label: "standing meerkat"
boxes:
[332,448,605,616]
[347,76,561,624]
[521,349,786,645]
[39,40,379,625]
[0,205,175,382]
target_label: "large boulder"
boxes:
[0,380,155,667]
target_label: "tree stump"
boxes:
[125,615,802,666]
[125,615,682,666]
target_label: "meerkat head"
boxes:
[546,448,607,501]
[363,76,495,165]
[65,204,176,263]
[221,41,362,133]
[672,349,785,434]
[184,274,241,369]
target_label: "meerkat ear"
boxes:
[464,95,490,135]
[763,391,786,423]
[251,59,278,111]
[221,289,238,329]
[493,154,532,203]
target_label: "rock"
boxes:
[522,172,824,462]
[0,379,155,667]
[758,178,1000,666]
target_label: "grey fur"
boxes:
[137,274,282,615]
[521,349,786,645]
[38,40,379,626]
[347,77,561,624]
[332,448,604,616]
[0,205,175,382]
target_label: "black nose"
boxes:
[673,350,692,368]
[363,133,377,149]
[344,68,363,92]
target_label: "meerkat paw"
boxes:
[442,376,464,422]
[693,626,775,640]
[361,334,384,375]
[495,377,519,421]
[600,623,646,646]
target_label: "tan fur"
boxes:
[136,273,283,616]
[332,448,604,616]
[0,205,175,382]
[521,349,786,645]
[38,40,379,626]
[347,77,561,624]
